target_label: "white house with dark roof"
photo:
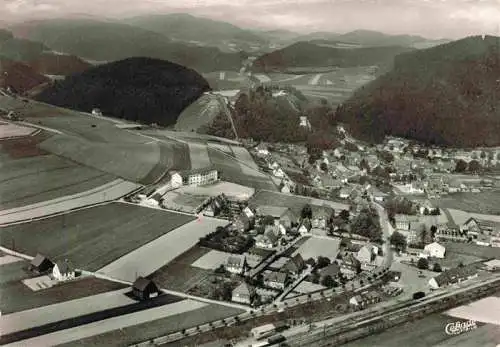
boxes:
[263,271,288,290]
[226,255,246,274]
[423,242,446,259]
[52,260,75,282]
[232,282,255,304]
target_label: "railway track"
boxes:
[287,275,500,346]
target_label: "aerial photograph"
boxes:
[0,0,499,346]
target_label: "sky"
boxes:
[2,0,500,39]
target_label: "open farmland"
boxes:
[0,122,36,139]
[230,145,260,171]
[432,191,500,215]
[97,213,227,282]
[442,242,500,260]
[0,153,118,210]
[207,141,234,156]
[56,303,244,347]
[162,190,209,213]
[208,147,277,191]
[0,259,127,314]
[447,296,500,326]
[248,190,349,216]
[187,141,212,169]
[4,299,208,347]
[175,181,255,201]
[0,179,141,225]
[446,208,500,226]
[0,202,195,271]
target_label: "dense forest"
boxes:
[204,85,341,152]
[10,19,248,73]
[335,36,500,147]
[35,57,210,126]
[252,41,413,72]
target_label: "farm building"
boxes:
[255,205,298,228]
[423,242,446,259]
[255,231,279,249]
[30,254,54,273]
[232,282,255,305]
[356,244,379,264]
[319,262,341,281]
[52,260,75,282]
[428,265,478,290]
[349,292,381,309]
[462,218,500,236]
[132,277,161,301]
[281,254,306,276]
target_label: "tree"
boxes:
[321,275,336,288]
[339,209,350,221]
[468,160,481,173]
[320,162,328,172]
[455,159,467,173]
[390,231,407,252]
[432,263,442,272]
[262,215,275,226]
[359,158,370,172]
[379,151,394,163]
[301,204,313,219]
[430,225,437,239]
[417,257,429,270]
[316,256,331,269]
[306,257,316,267]
[480,151,486,159]
[423,207,430,215]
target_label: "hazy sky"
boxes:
[2,0,500,39]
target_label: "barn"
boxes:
[132,277,161,301]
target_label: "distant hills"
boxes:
[0,58,50,93]
[252,41,414,72]
[29,53,92,76]
[335,35,500,147]
[125,13,266,45]
[0,29,48,62]
[9,18,248,72]
[35,57,211,126]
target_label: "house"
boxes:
[349,292,381,309]
[169,172,184,188]
[356,244,378,263]
[281,254,306,276]
[91,108,102,117]
[340,252,361,276]
[299,116,311,129]
[273,168,286,178]
[226,255,246,274]
[232,282,255,305]
[423,242,446,259]
[339,187,351,199]
[132,277,161,300]
[463,218,500,236]
[255,231,279,249]
[30,254,54,273]
[394,214,421,231]
[255,205,297,228]
[312,206,334,229]
[52,260,75,281]
[319,262,341,280]
[428,265,478,289]
[263,271,288,290]
[234,213,251,232]
[298,219,312,234]
[436,227,468,243]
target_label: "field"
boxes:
[162,190,209,213]
[230,145,260,171]
[432,191,500,215]
[446,208,500,226]
[0,179,141,225]
[208,147,277,191]
[97,215,227,282]
[173,181,255,201]
[207,141,234,156]
[0,259,127,314]
[56,303,244,347]
[0,153,121,211]
[441,242,500,260]
[0,202,195,271]
[248,190,349,216]
[0,122,36,139]
[447,296,500,325]
[187,141,212,169]
[149,246,214,292]
[191,250,232,270]
[292,236,341,261]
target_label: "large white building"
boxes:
[169,166,219,188]
[423,242,446,259]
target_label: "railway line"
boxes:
[286,274,500,346]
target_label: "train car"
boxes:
[413,291,426,300]
[268,334,286,344]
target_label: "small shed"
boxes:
[30,254,54,273]
[132,277,161,301]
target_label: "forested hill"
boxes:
[335,35,500,147]
[35,57,210,126]
[252,41,413,72]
